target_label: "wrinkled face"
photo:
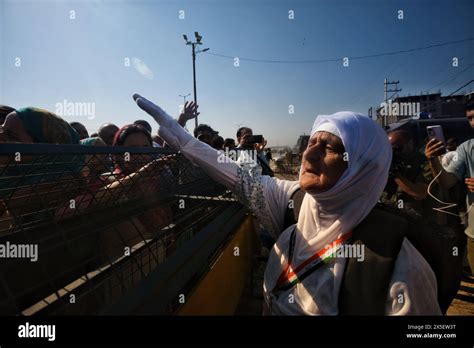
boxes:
[0,112,33,143]
[467,110,474,129]
[299,131,347,194]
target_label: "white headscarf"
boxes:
[265,111,392,315]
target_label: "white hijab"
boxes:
[264,111,392,315]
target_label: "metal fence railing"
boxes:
[0,144,241,315]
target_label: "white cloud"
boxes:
[132,57,154,80]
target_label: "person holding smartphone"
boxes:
[236,126,274,177]
[425,101,474,278]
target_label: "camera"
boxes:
[248,135,263,144]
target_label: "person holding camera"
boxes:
[425,101,474,278]
[384,130,431,216]
[236,126,274,177]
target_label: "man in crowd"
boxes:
[0,105,15,125]
[223,138,236,150]
[70,121,89,140]
[176,101,219,148]
[193,124,217,147]
[134,119,153,134]
[384,129,430,215]
[425,101,474,277]
[265,148,272,163]
[213,135,224,150]
[98,123,119,146]
[236,126,273,176]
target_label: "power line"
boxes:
[348,51,417,108]
[204,37,474,64]
[448,79,474,96]
[430,63,474,91]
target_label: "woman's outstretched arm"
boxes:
[133,94,300,238]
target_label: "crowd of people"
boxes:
[0,95,473,315]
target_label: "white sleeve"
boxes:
[177,135,300,237]
[385,238,442,315]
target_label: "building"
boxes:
[374,92,471,128]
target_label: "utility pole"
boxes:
[383,79,402,127]
[183,32,209,129]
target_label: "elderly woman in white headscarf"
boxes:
[132,94,441,315]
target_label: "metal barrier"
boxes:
[0,144,243,315]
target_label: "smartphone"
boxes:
[249,135,263,144]
[426,125,445,144]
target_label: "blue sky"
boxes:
[1,0,473,146]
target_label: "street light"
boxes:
[183,32,209,128]
[179,93,191,105]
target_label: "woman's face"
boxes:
[299,131,347,194]
[0,112,33,143]
[123,132,152,172]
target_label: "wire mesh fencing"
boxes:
[0,144,238,315]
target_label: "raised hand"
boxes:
[256,138,267,152]
[133,94,175,128]
[180,101,200,122]
[425,138,445,159]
